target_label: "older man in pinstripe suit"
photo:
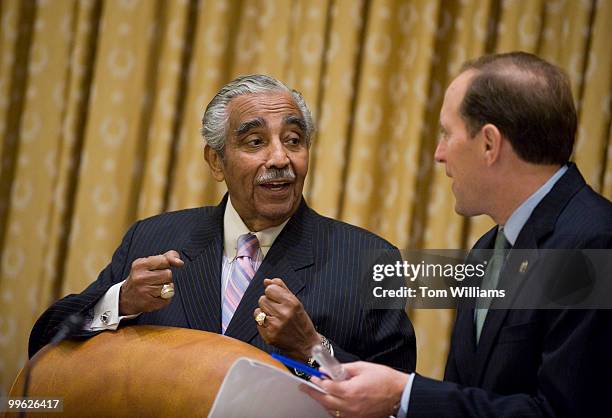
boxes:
[29,75,416,375]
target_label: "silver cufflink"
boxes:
[100,310,111,325]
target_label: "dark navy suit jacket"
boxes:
[409,164,612,417]
[29,196,416,373]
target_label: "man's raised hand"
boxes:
[119,250,184,316]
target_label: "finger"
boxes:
[258,295,281,317]
[310,376,323,385]
[300,385,343,410]
[164,249,181,259]
[263,283,293,304]
[340,362,365,378]
[136,268,173,285]
[254,308,273,344]
[145,254,174,270]
[144,282,167,298]
[312,377,346,397]
[163,250,184,267]
[130,257,152,271]
[253,307,268,328]
[265,277,288,289]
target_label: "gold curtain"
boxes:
[1,0,610,393]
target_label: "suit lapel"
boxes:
[452,308,478,384]
[474,164,586,384]
[174,196,226,333]
[451,228,496,385]
[224,199,315,343]
[474,232,540,383]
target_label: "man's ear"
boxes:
[482,124,502,165]
[204,144,225,182]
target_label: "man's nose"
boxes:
[434,141,446,163]
[266,138,290,168]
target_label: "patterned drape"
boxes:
[1,0,610,393]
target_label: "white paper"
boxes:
[208,357,329,418]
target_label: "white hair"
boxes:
[201,74,315,156]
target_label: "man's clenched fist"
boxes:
[254,278,320,361]
[119,250,184,316]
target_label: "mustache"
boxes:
[255,167,296,184]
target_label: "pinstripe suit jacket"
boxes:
[29,196,416,372]
[408,164,612,417]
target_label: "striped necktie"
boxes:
[475,227,511,343]
[222,233,260,334]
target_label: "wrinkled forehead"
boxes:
[227,91,301,124]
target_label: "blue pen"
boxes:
[271,353,330,379]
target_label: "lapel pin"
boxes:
[519,260,529,273]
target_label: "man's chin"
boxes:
[256,201,299,225]
[454,202,482,218]
[454,206,466,217]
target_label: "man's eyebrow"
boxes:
[236,118,265,136]
[284,115,307,132]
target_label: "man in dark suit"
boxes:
[29,75,416,373]
[305,52,612,417]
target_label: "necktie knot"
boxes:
[236,233,259,259]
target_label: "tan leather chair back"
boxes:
[8,326,283,417]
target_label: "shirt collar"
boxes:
[223,196,289,259]
[503,165,568,245]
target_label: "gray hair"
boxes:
[201,74,315,156]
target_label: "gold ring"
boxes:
[335,411,341,418]
[160,283,174,299]
[255,311,267,326]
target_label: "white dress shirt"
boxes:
[220,196,288,302]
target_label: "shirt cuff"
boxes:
[88,281,140,331]
[396,373,415,418]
